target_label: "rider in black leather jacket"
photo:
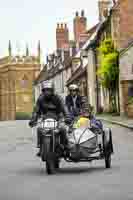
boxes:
[29,81,71,156]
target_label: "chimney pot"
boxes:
[81,10,85,17]
[76,11,79,17]
[61,23,63,28]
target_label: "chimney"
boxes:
[56,23,69,51]
[98,0,111,21]
[73,10,87,44]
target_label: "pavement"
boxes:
[97,114,133,130]
[0,120,133,199]
[0,120,33,153]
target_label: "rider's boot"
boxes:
[36,148,41,157]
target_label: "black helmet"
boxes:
[41,81,55,99]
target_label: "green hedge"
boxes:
[16,112,32,120]
[128,96,133,105]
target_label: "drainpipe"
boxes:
[93,48,99,113]
[117,53,120,113]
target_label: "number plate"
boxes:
[44,119,58,129]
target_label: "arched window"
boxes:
[20,75,28,88]
[128,82,133,97]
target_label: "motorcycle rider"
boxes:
[29,80,71,156]
[65,84,83,118]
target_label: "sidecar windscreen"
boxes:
[68,128,96,145]
[73,117,91,129]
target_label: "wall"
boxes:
[119,44,133,117]
[87,49,97,112]
[120,45,133,81]
[0,56,40,121]
[119,0,133,49]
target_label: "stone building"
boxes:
[0,41,41,121]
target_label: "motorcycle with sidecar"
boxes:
[33,115,113,175]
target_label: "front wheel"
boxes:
[46,152,56,175]
[41,136,51,162]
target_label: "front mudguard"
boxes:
[41,131,61,162]
[41,136,51,162]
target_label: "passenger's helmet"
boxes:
[69,84,79,91]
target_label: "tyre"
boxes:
[109,129,114,154]
[46,152,56,175]
[41,136,51,162]
[103,130,112,169]
[105,153,111,168]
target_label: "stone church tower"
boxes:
[0,41,41,121]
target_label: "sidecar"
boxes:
[65,117,113,168]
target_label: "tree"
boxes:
[98,38,119,113]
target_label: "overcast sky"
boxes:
[0,0,99,62]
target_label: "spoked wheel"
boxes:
[103,129,112,169]
[46,152,56,175]
[105,153,111,168]
[109,129,114,154]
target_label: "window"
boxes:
[132,64,133,74]
[20,75,28,88]
[128,82,133,97]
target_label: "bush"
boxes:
[128,96,133,105]
[16,112,32,120]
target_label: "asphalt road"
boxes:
[0,120,133,200]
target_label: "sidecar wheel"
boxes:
[103,130,112,169]
[105,153,111,168]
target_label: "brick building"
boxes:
[111,0,133,117]
[56,23,69,52]
[0,41,41,121]
[35,10,89,98]
[120,42,133,117]
[73,10,87,47]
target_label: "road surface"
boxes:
[0,120,133,200]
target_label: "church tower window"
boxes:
[20,75,28,88]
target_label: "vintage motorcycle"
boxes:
[33,115,113,175]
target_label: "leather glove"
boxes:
[65,118,72,125]
[29,120,36,128]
